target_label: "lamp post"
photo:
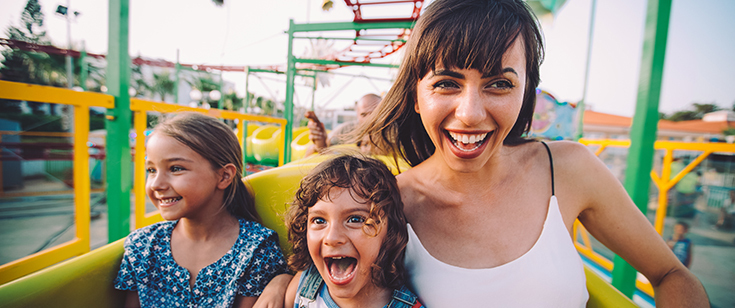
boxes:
[55,0,79,89]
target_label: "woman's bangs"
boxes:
[413,8,521,78]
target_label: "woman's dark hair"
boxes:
[286,154,408,289]
[357,0,544,166]
[153,112,259,222]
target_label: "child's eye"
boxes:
[146,168,156,174]
[347,216,366,224]
[170,166,185,172]
[311,217,326,225]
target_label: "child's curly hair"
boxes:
[286,154,408,289]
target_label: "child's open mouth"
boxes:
[325,256,357,285]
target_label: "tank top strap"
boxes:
[539,141,555,196]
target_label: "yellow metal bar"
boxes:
[0,80,114,108]
[0,131,75,137]
[579,139,631,148]
[141,212,163,227]
[74,105,91,249]
[133,111,149,229]
[654,149,675,234]
[665,151,712,191]
[0,134,3,197]
[0,188,105,198]
[130,98,206,114]
[654,140,735,152]
[594,145,607,157]
[0,238,86,285]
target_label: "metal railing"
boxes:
[0,80,114,285]
[129,99,288,229]
[575,138,735,297]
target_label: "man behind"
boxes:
[304,93,381,156]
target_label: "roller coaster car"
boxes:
[0,154,636,308]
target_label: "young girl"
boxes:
[284,155,423,308]
[114,112,288,308]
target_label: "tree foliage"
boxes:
[661,103,721,122]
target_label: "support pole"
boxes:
[283,19,296,164]
[80,44,88,91]
[577,0,597,140]
[175,49,180,104]
[612,0,672,298]
[105,0,132,242]
[65,0,73,89]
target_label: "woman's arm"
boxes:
[252,273,294,308]
[123,291,141,308]
[234,296,258,308]
[553,142,709,307]
[284,271,303,308]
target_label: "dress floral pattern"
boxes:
[114,219,288,308]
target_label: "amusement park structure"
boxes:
[4,0,728,307]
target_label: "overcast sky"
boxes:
[1,0,733,117]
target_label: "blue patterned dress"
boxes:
[114,218,288,308]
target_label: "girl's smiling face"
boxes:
[145,134,227,221]
[306,188,389,306]
[414,38,527,172]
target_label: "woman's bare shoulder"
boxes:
[544,140,601,171]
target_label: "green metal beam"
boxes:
[577,0,597,140]
[293,35,407,43]
[612,0,672,298]
[80,47,88,91]
[296,58,399,69]
[283,20,296,164]
[174,49,180,104]
[291,21,415,33]
[105,0,132,242]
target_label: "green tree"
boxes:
[151,70,176,102]
[222,90,242,111]
[665,102,721,122]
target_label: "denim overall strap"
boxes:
[297,265,324,308]
[386,285,419,308]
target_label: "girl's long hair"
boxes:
[153,112,259,222]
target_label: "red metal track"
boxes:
[332,0,423,63]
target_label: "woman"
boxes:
[357,0,708,306]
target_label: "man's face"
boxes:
[356,97,380,124]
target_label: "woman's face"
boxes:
[414,38,527,172]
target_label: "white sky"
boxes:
[1,0,734,117]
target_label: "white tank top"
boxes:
[405,196,589,307]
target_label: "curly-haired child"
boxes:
[284,154,424,308]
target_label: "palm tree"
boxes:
[151,70,176,102]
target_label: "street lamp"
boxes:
[55,1,80,89]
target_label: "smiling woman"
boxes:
[356,0,710,307]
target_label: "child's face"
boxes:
[307,188,388,303]
[673,224,688,237]
[145,134,226,220]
